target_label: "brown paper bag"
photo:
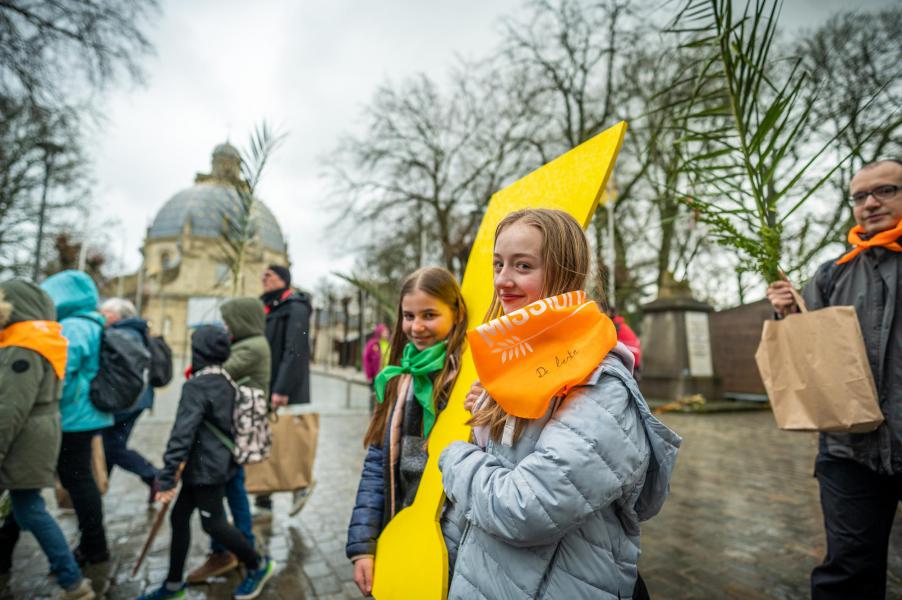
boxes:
[244,413,319,493]
[755,290,883,433]
[56,435,109,508]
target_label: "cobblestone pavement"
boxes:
[2,378,900,599]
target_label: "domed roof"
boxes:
[213,142,240,159]
[147,183,286,253]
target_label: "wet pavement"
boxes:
[2,374,900,599]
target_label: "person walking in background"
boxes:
[98,298,160,504]
[139,326,274,600]
[0,280,95,599]
[606,306,642,378]
[187,297,270,584]
[362,324,390,412]
[766,159,902,600]
[40,270,111,566]
[259,265,314,516]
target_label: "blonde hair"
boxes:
[0,290,11,329]
[363,267,468,447]
[470,208,599,441]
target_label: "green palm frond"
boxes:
[664,0,872,281]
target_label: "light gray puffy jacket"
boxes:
[439,345,681,599]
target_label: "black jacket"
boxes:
[159,327,236,489]
[803,247,902,475]
[263,290,312,405]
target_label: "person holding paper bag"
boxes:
[766,159,902,600]
[439,209,681,600]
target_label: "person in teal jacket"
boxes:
[40,270,111,564]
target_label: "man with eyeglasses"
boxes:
[766,158,902,600]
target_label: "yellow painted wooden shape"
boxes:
[371,121,628,600]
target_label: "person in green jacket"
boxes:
[0,280,95,599]
[186,297,271,584]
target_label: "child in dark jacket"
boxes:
[138,326,274,600]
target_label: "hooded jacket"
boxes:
[0,280,64,489]
[262,289,312,405]
[40,270,113,432]
[221,297,271,398]
[439,344,681,599]
[111,316,155,416]
[159,325,236,489]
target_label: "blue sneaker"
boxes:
[136,582,186,600]
[233,557,275,600]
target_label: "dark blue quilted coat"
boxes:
[345,377,464,563]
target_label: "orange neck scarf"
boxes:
[835,219,902,265]
[0,321,68,380]
[467,291,617,419]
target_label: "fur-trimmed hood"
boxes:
[0,279,56,328]
[0,289,10,329]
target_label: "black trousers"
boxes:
[57,430,108,557]
[167,483,260,583]
[811,453,902,600]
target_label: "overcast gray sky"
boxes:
[87,0,895,291]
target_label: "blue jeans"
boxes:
[102,409,159,485]
[10,490,83,589]
[210,467,255,553]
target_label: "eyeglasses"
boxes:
[848,184,902,206]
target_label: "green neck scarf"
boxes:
[374,341,447,437]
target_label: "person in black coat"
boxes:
[140,326,274,600]
[258,265,315,516]
[260,265,311,407]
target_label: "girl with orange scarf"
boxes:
[438,209,681,599]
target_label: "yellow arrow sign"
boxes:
[372,121,627,600]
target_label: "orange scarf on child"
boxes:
[467,291,617,419]
[835,219,902,265]
[0,320,68,380]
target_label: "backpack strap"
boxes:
[203,420,236,452]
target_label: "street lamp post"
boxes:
[31,141,63,281]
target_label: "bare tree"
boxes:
[326,65,536,277]
[0,98,87,275]
[0,0,158,110]
[789,6,902,271]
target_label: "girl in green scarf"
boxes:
[346,267,468,597]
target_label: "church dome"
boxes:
[147,183,287,253]
[213,142,240,159]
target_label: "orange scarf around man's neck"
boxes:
[835,219,902,265]
[0,320,68,380]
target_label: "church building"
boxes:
[131,142,289,356]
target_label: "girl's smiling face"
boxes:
[493,221,545,313]
[401,288,455,351]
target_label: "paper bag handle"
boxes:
[788,286,808,314]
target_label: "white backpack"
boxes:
[196,366,272,465]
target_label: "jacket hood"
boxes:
[0,279,57,326]
[40,270,99,320]
[633,387,682,522]
[262,289,311,312]
[112,316,148,337]
[191,325,231,371]
[596,352,681,523]
[221,297,266,341]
